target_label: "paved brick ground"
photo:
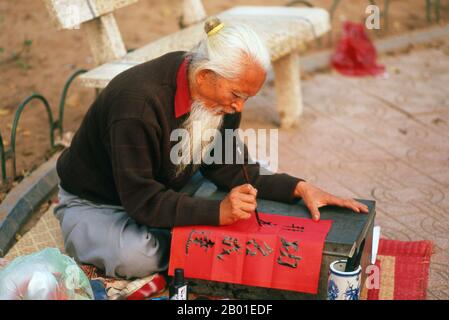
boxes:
[241,44,449,299]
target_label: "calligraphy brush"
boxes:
[237,146,262,227]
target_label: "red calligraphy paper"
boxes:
[168,213,332,294]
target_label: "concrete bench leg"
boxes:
[273,51,303,128]
[83,13,127,65]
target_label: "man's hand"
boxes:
[294,181,369,221]
[220,184,257,225]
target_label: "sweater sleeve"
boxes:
[200,114,304,204]
[109,118,221,228]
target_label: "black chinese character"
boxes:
[185,230,215,254]
[245,239,273,257]
[277,237,302,268]
[282,223,305,232]
[217,236,241,260]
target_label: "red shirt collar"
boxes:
[174,57,192,118]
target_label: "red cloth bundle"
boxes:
[331,21,385,77]
[80,265,167,300]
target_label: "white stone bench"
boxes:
[44,0,330,128]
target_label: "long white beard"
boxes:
[176,100,224,176]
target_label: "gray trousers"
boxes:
[53,186,171,279]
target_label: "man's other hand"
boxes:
[220,184,257,225]
[294,181,369,222]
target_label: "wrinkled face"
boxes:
[191,60,266,115]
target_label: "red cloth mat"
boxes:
[365,239,433,300]
[169,213,332,294]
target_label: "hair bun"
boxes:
[204,17,224,36]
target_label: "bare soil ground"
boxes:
[0,0,448,195]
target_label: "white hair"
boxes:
[189,19,271,80]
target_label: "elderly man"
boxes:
[54,18,368,279]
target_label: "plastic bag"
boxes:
[331,21,385,77]
[0,248,93,300]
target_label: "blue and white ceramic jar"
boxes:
[327,260,362,300]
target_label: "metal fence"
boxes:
[0,69,87,186]
[287,0,443,33]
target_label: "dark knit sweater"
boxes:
[56,51,301,228]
